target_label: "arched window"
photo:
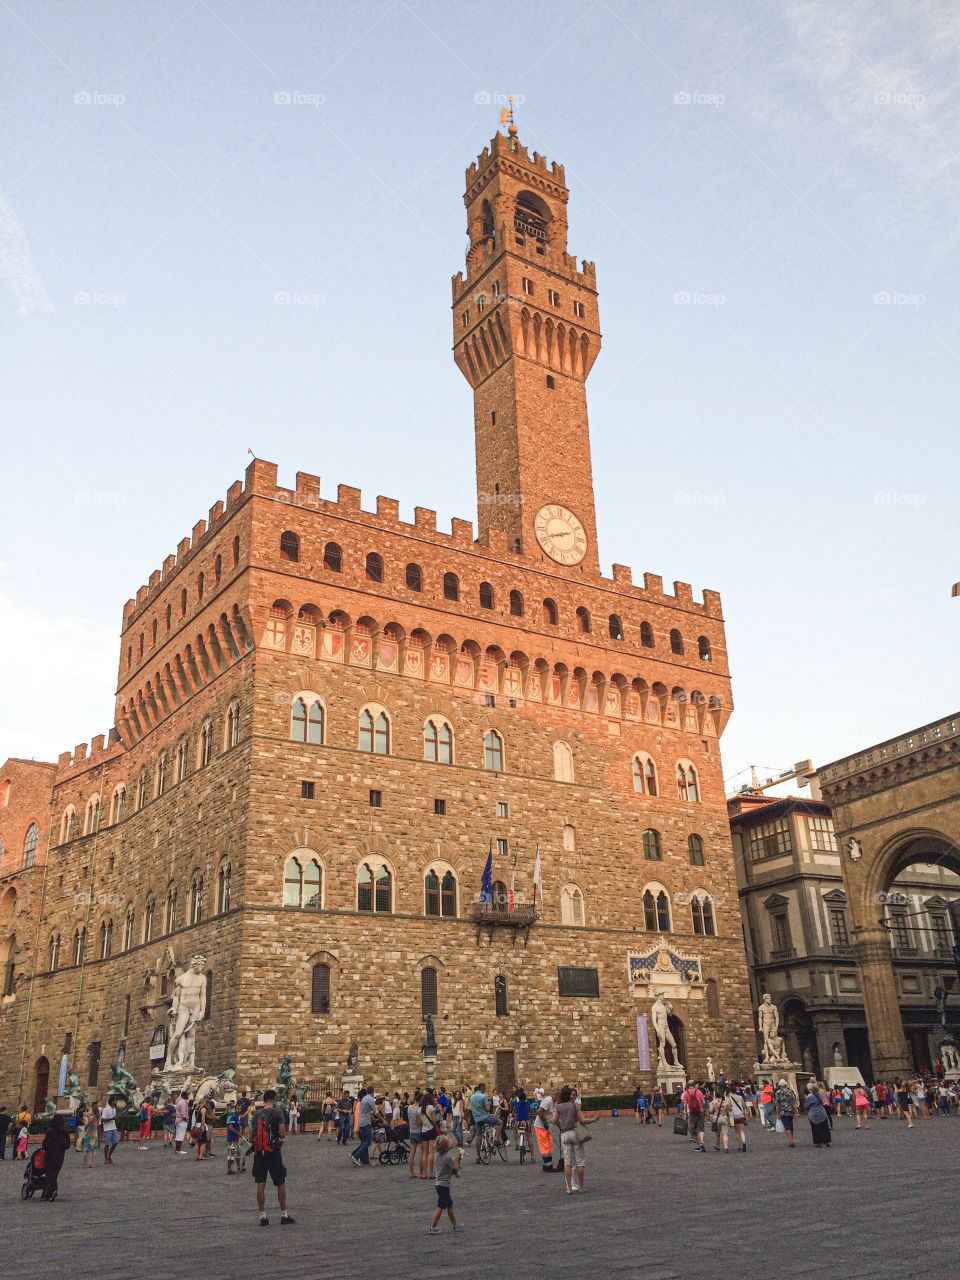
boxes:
[73,926,86,966]
[137,771,148,811]
[357,862,392,913]
[109,786,125,825]
[190,873,204,925]
[199,720,213,767]
[279,531,300,562]
[217,862,232,913]
[692,894,716,937]
[421,966,438,1016]
[609,614,624,641]
[59,808,75,845]
[197,572,204,602]
[359,708,390,754]
[562,823,576,851]
[232,535,240,567]
[283,855,322,909]
[642,829,662,861]
[214,553,222,584]
[576,606,591,633]
[143,895,155,943]
[702,896,715,936]
[311,963,330,1014]
[509,589,524,617]
[543,598,558,625]
[553,741,574,782]
[495,974,508,1017]
[180,587,187,618]
[152,618,158,646]
[560,884,585,926]
[225,700,241,750]
[292,696,324,744]
[165,885,178,934]
[479,581,494,609]
[165,604,172,631]
[22,823,39,868]
[692,897,704,934]
[176,741,188,784]
[425,868,458,917]
[643,888,671,931]
[670,629,684,655]
[321,542,342,573]
[99,919,113,960]
[406,563,423,592]
[443,572,460,602]
[49,932,61,972]
[123,906,134,952]
[156,754,167,798]
[677,765,700,802]
[698,635,712,662]
[423,718,454,764]
[688,834,705,866]
[365,552,383,582]
[484,730,504,772]
[631,754,658,796]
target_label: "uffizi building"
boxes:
[0,123,757,1112]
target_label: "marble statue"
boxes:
[706,1057,715,1081]
[940,1038,960,1073]
[166,955,208,1070]
[651,990,681,1071]
[758,993,788,1063]
[833,1044,844,1067]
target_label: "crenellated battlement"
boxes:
[465,133,565,190]
[55,728,124,780]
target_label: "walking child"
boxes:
[428,1134,462,1235]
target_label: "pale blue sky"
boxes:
[1,1,957,779]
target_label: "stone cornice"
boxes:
[818,713,960,799]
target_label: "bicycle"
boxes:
[476,1122,507,1164]
[516,1120,529,1164]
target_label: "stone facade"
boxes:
[0,125,756,1109]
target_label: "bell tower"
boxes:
[452,117,602,574]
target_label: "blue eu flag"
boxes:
[480,846,493,904]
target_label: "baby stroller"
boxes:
[20,1148,47,1200]
[377,1124,410,1166]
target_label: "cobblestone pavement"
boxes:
[1,1114,957,1279]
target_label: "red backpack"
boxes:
[252,1113,277,1154]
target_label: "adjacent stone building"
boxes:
[731,787,960,1079]
[0,124,756,1111]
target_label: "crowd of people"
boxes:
[3,1069,957,1225]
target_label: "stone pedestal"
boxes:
[423,1054,437,1093]
[823,1066,866,1089]
[341,1070,364,1098]
[656,1063,686,1094]
[753,1061,806,1097]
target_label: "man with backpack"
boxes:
[251,1089,294,1226]
[682,1082,706,1152]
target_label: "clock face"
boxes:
[534,504,587,565]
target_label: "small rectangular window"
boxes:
[461,308,469,327]
[558,967,600,998]
[496,837,508,858]
[434,798,446,816]
[546,375,555,389]
[548,289,560,306]
[491,411,496,426]
[492,281,500,299]
[573,300,585,318]
[522,277,533,295]
[508,698,518,709]
[497,801,509,818]
[300,781,314,800]
[369,790,382,809]
[484,694,496,708]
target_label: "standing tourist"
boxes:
[161,1099,175,1148]
[428,1134,462,1235]
[0,1104,10,1159]
[729,1088,748,1152]
[252,1089,294,1226]
[853,1085,870,1127]
[226,1107,244,1174]
[651,1086,666,1126]
[288,1095,300,1135]
[39,1115,71,1200]
[137,1098,153,1150]
[803,1083,831,1148]
[419,1089,440,1179]
[681,1081,706,1152]
[101,1096,120,1165]
[451,1090,465,1149]
[174,1091,190,1154]
[759,1081,775,1129]
[321,1091,337,1140]
[81,1102,100,1168]
[710,1090,731,1152]
[774,1079,798,1148]
[335,1088,353,1146]
[407,1089,423,1179]
[15,1117,30,1160]
[533,1085,558,1172]
[554,1085,596,1193]
[350,1085,379,1168]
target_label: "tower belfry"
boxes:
[452,123,602,573]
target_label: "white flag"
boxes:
[532,846,543,905]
